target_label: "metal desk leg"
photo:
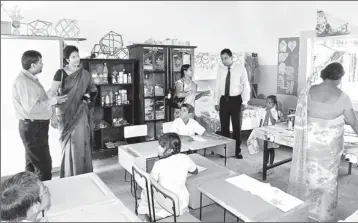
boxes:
[224,145,227,166]
[348,162,352,175]
[199,192,203,220]
[262,140,268,181]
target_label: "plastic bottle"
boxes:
[123,69,127,83]
[118,70,123,84]
[109,89,113,105]
[128,73,132,83]
[103,63,108,84]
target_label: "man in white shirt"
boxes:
[214,48,251,159]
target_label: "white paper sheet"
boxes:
[188,165,207,177]
[226,174,304,212]
[183,54,191,65]
[192,135,207,142]
[344,135,358,144]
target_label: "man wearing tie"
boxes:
[215,49,250,159]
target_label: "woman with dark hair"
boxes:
[47,45,97,178]
[288,62,358,222]
[173,64,208,118]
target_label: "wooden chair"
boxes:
[150,180,200,222]
[132,158,153,222]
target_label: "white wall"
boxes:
[3,1,241,55]
[232,1,358,112]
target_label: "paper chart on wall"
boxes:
[277,37,300,96]
[226,174,304,212]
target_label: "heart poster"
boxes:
[277,37,300,96]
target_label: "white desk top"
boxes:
[342,209,358,222]
[44,173,118,215]
[197,176,308,222]
[124,140,189,159]
[47,199,141,222]
[182,135,233,151]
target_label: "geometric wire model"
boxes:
[27,20,52,36]
[90,31,129,59]
[54,18,80,38]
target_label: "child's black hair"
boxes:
[267,95,280,119]
[158,133,181,158]
[181,103,195,114]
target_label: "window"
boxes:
[307,35,358,110]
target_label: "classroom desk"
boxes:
[197,175,308,222]
[124,140,190,172]
[253,123,358,180]
[182,135,233,166]
[47,199,140,222]
[340,209,358,222]
[186,154,231,209]
[44,173,140,222]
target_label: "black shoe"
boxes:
[236,154,243,159]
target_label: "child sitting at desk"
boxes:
[171,103,221,141]
[137,133,198,220]
[247,95,280,173]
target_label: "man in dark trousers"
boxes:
[12,50,68,181]
[214,48,251,159]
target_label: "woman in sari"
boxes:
[48,45,97,178]
[288,62,358,222]
[173,64,209,118]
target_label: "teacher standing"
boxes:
[214,48,251,159]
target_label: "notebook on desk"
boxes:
[188,165,207,177]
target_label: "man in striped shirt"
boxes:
[12,50,67,181]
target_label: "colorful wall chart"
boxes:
[277,37,300,96]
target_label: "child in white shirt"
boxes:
[171,103,221,141]
[137,133,198,220]
[247,95,280,171]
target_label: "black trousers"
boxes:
[219,95,243,155]
[19,119,52,181]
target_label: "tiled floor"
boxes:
[87,137,358,222]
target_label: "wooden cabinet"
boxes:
[128,44,196,141]
[80,59,137,158]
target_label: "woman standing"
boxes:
[48,45,97,178]
[288,62,358,222]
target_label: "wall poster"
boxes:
[277,37,300,96]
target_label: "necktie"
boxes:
[224,67,231,100]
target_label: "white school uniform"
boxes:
[259,107,280,149]
[247,107,279,154]
[170,118,206,136]
[137,153,197,219]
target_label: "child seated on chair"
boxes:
[247,95,280,174]
[171,103,222,141]
[137,133,198,220]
